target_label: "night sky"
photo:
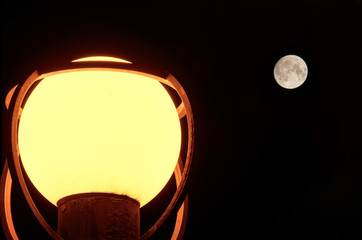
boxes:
[2,0,362,239]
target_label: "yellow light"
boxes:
[18,70,181,207]
[72,56,132,64]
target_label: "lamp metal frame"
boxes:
[1,61,194,240]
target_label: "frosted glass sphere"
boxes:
[18,70,181,207]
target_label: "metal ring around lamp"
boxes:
[1,64,194,240]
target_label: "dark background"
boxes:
[2,0,362,239]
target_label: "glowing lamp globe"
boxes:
[1,56,194,240]
[18,68,181,207]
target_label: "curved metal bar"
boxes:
[172,196,188,240]
[10,71,64,240]
[140,73,194,240]
[177,102,186,119]
[170,157,189,240]
[0,161,19,240]
[35,68,176,90]
[5,85,18,110]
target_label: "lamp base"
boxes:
[57,193,140,240]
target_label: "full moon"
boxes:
[274,55,308,89]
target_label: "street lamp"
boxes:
[1,56,194,240]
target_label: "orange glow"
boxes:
[72,56,132,64]
[18,70,181,207]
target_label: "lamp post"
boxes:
[1,56,194,240]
